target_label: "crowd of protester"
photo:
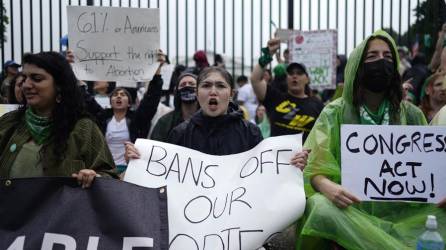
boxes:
[0,26,445,249]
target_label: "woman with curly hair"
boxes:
[0,52,116,187]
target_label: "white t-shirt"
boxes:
[237,83,258,120]
[106,116,130,166]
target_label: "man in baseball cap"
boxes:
[4,60,21,69]
[286,62,308,76]
[250,38,324,141]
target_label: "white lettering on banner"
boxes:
[124,135,306,250]
[6,236,25,250]
[123,237,154,249]
[67,6,160,82]
[41,233,76,250]
[341,125,446,203]
[87,237,100,250]
[5,235,155,250]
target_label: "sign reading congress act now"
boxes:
[341,125,446,203]
[124,135,306,250]
[67,6,160,82]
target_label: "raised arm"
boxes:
[251,38,281,101]
[429,23,446,71]
[132,62,164,139]
[78,80,106,131]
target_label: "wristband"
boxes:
[258,47,273,68]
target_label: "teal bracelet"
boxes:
[258,47,273,67]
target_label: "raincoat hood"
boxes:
[341,30,401,124]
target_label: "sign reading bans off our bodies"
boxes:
[341,125,446,203]
[286,30,337,90]
[67,6,159,82]
[124,135,306,250]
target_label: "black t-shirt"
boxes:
[262,85,324,141]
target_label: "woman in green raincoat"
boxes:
[297,30,445,249]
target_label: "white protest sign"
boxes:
[124,135,306,250]
[116,80,138,88]
[159,64,175,90]
[94,96,111,109]
[0,104,19,117]
[67,6,160,82]
[288,30,337,89]
[341,125,446,203]
[275,28,294,43]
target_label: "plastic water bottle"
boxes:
[416,215,444,250]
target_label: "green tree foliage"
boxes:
[385,0,446,60]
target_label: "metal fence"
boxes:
[1,0,426,77]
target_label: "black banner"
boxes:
[0,177,168,250]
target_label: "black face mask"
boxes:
[361,59,395,93]
[178,86,197,103]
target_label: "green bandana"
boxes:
[359,100,390,125]
[25,108,53,145]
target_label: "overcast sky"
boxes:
[3,0,423,74]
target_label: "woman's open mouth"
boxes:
[208,98,218,111]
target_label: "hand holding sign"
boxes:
[267,38,281,56]
[124,135,306,249]
[313,175,360,208]
[341,125,446,203]
[71,169,98,188]
[124,141,140,163]
[156,49,167,64]
[290,149,311,170]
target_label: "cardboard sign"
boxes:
[116,80,138,88]
[67,6,160,82]
[288,30,337,89]
[341,125,446,203]
[159,64,175,90]
[0,104,19,117]
[275,28,294,43]
[124,135,306,250]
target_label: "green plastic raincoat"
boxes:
[297,30,445,250]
